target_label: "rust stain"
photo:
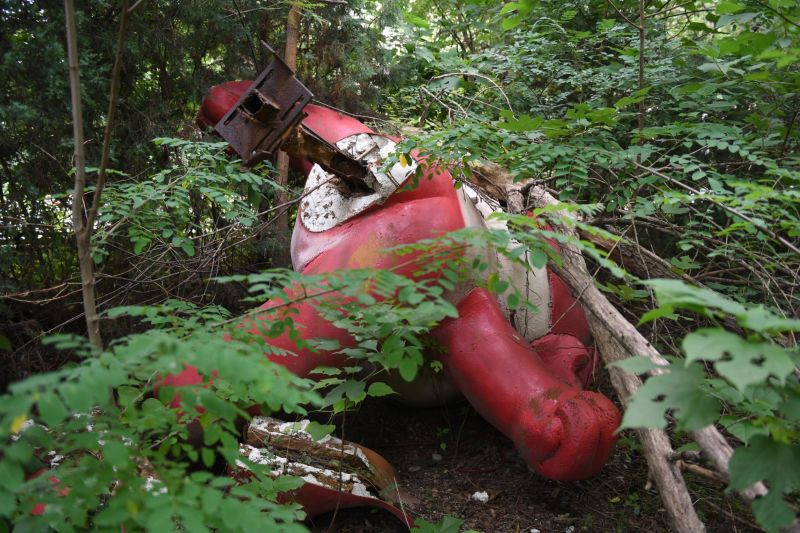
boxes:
[544,388,561,400]
[528,397,543,416]
[348,233,384,268]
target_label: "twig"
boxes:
[754,0,800,28]
[430,72,514,114]
[86,0,131,231]
[606,0,641,28]
[127,0,144,13]
[632,161,800,256]
[675,459,728,485]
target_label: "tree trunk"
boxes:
[271,5,301,268]
[65,0,102,348]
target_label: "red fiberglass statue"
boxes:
[190,79,620,484]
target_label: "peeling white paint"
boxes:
[250,417,372,471]
[239,443,376,498]
[144,477,168,495]
[300,134,416,232]
[10,419,34,441]
[351,482,371,497]
[46,452,64,468]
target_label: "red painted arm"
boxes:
[431,288,619,481]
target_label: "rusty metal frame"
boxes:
[215,46,313,167]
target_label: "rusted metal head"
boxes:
[215,47,313,166]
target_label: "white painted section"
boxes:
[455,183,551,342]
[299,134,417,233]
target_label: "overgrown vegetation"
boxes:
[1,0,799,531]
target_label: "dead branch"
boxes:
[86,0,130,231]
[590,313,706,533]
[633,161,800,257]
[522,174,770,504]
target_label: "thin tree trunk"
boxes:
[272,5,301,268]
[638,0,645,145]
[64,0,130,348]
[65,0,102,348]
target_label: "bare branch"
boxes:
[430,72,514,114]
[633,161,800,256]
[606,0,641,29]
[87,0,131,231]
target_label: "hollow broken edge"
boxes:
[234,416,415,528]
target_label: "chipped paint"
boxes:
[239,443,377,498]
[300,134,417,232]
[144,477,168,495]
[249,416,372,469]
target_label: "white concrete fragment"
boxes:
[471,491,490,503]
[351,482,371,497]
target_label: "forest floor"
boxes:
[309,380,761,533]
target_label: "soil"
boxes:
[309,391,760,533]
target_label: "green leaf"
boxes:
[367,382,395,397]
[102,440,130,468]
[181,241,196,257]
[133,237,150,254]
[202,447,216,468]
[398,357,418,382]
[728,437,800,532]
[716,1,745,14]
[682,329,795,390]
[610,355,660,375]
[719,415,769,444]
[413,515,465,533]
[497,114,540,132]
[305,421,335,442]
[645,279,746,317]
[403,12,430,28]
[0,489,16,517]
[0,461,24,492]
[38,392,68,426]
[620,362,719,431]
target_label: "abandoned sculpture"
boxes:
[172,65,621,519]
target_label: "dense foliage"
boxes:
[2,0,799,531]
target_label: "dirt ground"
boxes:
[308,394,761,533]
